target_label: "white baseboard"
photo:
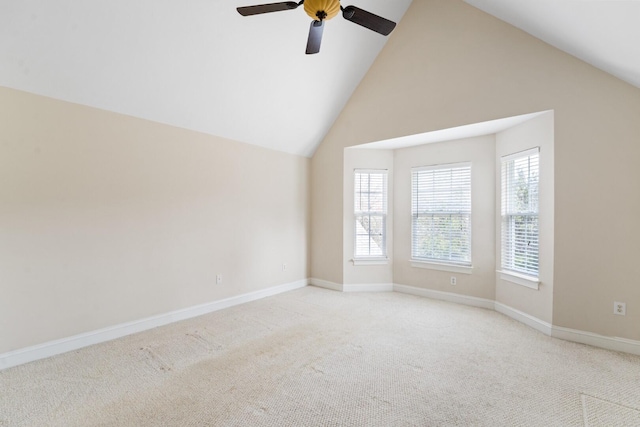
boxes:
[394,284,640,355]
[494,302,553,336]
[4,278,639,370]
[393,283,495,310]
[309,278,343,292]
[0,279,308,371]
[551,325,640,356]
[343,283,394,293]
[494,303,640,355]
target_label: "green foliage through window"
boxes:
[501,149,539,277]
[411,164,471,265]
[354,170,387,258]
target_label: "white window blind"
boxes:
[354,170,387,258]
[501,148,539,277]
[411,163,471,265]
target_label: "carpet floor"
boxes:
[1,286,639,426]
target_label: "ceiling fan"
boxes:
[236,0,396,54]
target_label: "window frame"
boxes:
[500,147,540,283]
[353,169,388,261]
[410,162,472,268]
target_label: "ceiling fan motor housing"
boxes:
[304,0,340,21]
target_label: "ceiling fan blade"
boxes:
[237,1,300,16]
[341,5,396,36]
[305,20,324,55]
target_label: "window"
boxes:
[354,170,387,259]
[501,148,539,278]
[411,163,471,266]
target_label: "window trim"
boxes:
[411,162,472,267]
[411,260,473,274]
[498,270,540,290]
[353,169,388,260]
[352,258,389,266]
[500,147,540,281]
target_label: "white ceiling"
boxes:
[1,1,638,157]
[355,111,549,151]
[0,0,412,157]
[465,0,640,90]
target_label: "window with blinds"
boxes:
[501,148,539,277]
[354,170,387,258]
[411,163,471,265]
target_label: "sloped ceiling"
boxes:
[0,0,412,157]
[1,1,638,157]
[465,0,640,90]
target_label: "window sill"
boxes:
[352,258,389,266]
[498,270,540,290]
[410,260,473,275]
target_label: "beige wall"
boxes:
[495,112,555,323]
[343,148,394,285]
[311,0,640,340]
[311,135,344,284]
[0,87,310,354]
[394,135,496,300]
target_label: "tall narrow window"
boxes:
[501,148,539,277]
[354,170,388,259]
[411,163,472,265]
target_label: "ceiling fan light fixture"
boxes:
[236,0,396,54]
[304,0,341,21]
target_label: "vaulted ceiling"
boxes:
[1,1,638,157]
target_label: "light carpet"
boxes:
[1,286,639,426]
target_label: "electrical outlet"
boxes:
[450,276,457,286]
[614,302,626,316]
[216,274,222,285]
[282,263,287,272]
